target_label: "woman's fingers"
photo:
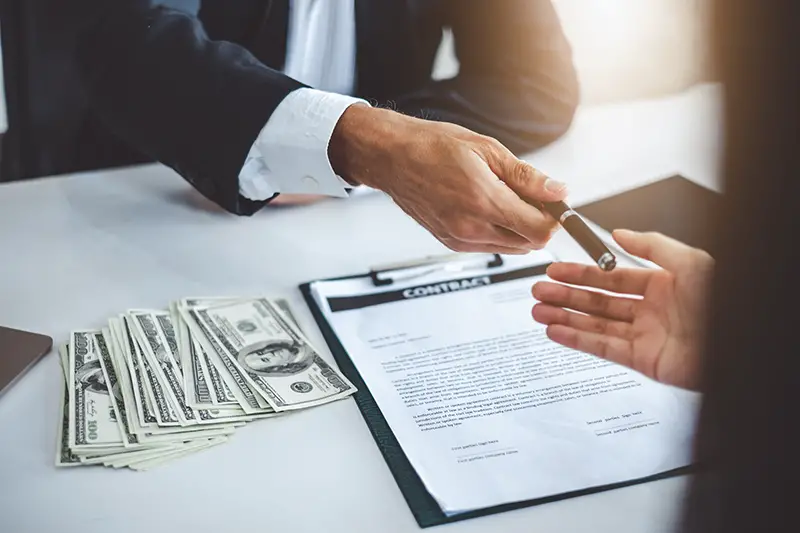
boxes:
[532,304,634,339]
[545,262,652,296]
[612,229,701,272]
[532,281,639,322]
[543,324,635,371]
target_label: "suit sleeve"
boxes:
[394,0,580,155]
[71,1,305,215]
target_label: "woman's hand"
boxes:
[532,230,714,390]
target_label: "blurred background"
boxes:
[0,0,713,170]
[432,0,712,103]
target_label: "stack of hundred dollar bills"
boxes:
[56,297,355,471]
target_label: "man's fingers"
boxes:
[460,151,557,248]
[486,181,559,248]
[445,217,536,248]
[544,325,635,370]
[400,197,533,254]
[439,238,531,255]
[532,304,634,339]
[532,281,639,322]
[490,226,538,248]
[612,229,704,272]
[499,159,568,203]
[545,262,652,296]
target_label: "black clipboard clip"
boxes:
[369,253,504,286]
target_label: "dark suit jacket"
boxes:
[0,0,579,215]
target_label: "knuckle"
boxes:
[619,300,634,320]
[508,162,532,187]
[608,322,627,338]
[588,291,609,312]
[596,340,610,360]
[609,272,628,292]
[515,163,546,190]
[590,318,608,334]
[481,135,507,153]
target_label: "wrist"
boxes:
[328,104,405,190]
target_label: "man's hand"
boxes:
[328,105,568,254]
[531,230,714,390]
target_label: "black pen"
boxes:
[540,201,617,271]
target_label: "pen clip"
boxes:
[369,253,503,286]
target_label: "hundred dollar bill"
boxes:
[95,329,148,448]
[109,319,232,435]
[126,436,228,471]
[172,301,229,409]
[68,331,124,451]
[56,344,81,468]
[179,304,271,415]
[106,318,155,438]
[132,309,258,426]
[104,444,187,469]
[180,314,236,409]
[159,311,181,375]
[81,444,176,467]
[179,298,248,408]
[139,347,180,426]
[190,338,230,407]
[112,316,159,430]
[168,301,184,373]
[56,381,83,467]
[184,298,355,412]
[125,314,181,427]
[176,297,304,410]
[179,297,299,410]
[273,298,299,328]
[130,310,196,425]
[173,343,265,423]
[176,301,202,408]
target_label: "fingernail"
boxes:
[544,178,567,193]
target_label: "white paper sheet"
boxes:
[311,252,698,515]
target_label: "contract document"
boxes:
[309,252,699,516]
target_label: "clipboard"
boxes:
[299,253,693,528]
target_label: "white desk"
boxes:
[0,83,721,533]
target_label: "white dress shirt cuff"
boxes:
[238,88,368,201]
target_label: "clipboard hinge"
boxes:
[369,253,504,287]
